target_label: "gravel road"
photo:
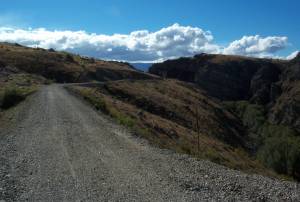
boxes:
[0,85,299,201]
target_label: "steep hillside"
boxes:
[0,42,155,111]
[69,79,277,177]
[0,42,153,83]
[269,53,300,133]
[149,54,286,104]
[1,42,299,180]
[149,53,300,179]
[149,53,300,133]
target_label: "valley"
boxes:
[0,43,300,201]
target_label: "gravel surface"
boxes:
[0,85,299,201]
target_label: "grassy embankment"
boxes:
[68,79,282,179]
[0,74,46,110]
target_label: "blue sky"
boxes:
[0,0,299,62]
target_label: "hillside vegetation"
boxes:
[1,42,299,180]
[0,42,153,83]
[0,42,153,109]
[149,53,300,180]
[69,80,278,178]
[0,73,47,110]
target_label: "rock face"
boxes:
[249,64,282,104]
[149,54,284,104]
[149,53,300,132]
[269,55,300,132]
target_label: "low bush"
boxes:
[84,94,109,114]
[0,87,25,109]
[76,87,136,129]
[224,101,300,180]
[258,134,300,180]
[224,101,266,133]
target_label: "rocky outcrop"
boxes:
[149,53,300,134]
[249,64,281,104]
[268,56,300,132]
[149,54,284,104]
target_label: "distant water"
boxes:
[130,63,153,72]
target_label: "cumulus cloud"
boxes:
[286,50,299,60]
[223,35,288,57]
[0,24,293,62]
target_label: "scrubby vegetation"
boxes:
[149,52,300,181]
[0,74,45,110]
[224,101,300,180]
[2,42,299,181]
[68,81,278,179]
[73,85,300,180]
[258,134,300,180]
[0,87,25,109]
[0,42,153,83]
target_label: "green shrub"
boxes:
[258,134,300,180]
[0,87,25,109]
[82,91,135,129]
[260,124,298,139]
[224,101,266,133]
[83,94,109,114]
[204,148,223,164]
[94,98,108,113]
[109,108,135,128]
[224,101,300,180]
[118,115,135,128]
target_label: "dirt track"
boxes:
[0,85,299,201]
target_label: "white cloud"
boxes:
[286,51,299,60]
[0,24,293,62]
[223,35,288,58]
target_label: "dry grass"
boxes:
[102,79,246,147]
[0,73,46,109]
[69,79,279,178]
[0,42,153,83]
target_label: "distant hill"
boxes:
[149,54,287,102]
[0,42,154,83]
[130,63,153,72]
[148,53,300,131]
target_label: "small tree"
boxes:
[258,134,300,180]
